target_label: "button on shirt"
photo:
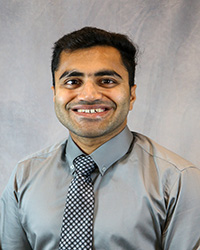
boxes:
[1,126,200,250]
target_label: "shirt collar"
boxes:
[65,126,133,175]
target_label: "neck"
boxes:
[70,127,125,155]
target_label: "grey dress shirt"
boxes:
[1,126,200,250]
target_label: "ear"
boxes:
[129,84,137,111]
[51,86,56,102]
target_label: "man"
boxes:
[0,27,200,250]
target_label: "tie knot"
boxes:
[73,154,96,176]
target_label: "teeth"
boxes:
[77,108,105,113]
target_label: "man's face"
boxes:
[53,46,136,142]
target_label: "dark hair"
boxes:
[51,27,138,87]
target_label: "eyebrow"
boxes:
[59,70,84,80]
[59,69,122,80]
[94,70,122,79]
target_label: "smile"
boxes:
[76,108,105,113]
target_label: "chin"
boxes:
[75,131,105,139]
[70,127,109,139]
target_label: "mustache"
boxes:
[66,100,116,109]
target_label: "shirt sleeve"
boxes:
[0,168,32,250]
[162,167,200,250]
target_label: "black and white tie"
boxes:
[59,154,96,250]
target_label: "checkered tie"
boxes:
[59,154,96,250]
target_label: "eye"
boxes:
[99,78,117,87]
[63,79,82,88]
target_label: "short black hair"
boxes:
[51,26,138,87]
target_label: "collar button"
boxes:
[102,166,106,173]
[70,165,75,171]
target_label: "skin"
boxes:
[52,46,136,154]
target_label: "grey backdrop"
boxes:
[0,0,200,195]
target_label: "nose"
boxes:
[77,80,102,101]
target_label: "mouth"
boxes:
[76,108,106,114]
[69,104,113,118]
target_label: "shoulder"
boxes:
[12,139,68,186]
[132,132,196,172]
[1,139,68,209]
[130,132,200,197]
[18,139,67,165]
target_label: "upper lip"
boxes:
[67,102,116,111]
[71,105,111,111]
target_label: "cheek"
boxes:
[112,89,130,106]
[55,90,74,105]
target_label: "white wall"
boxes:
[1,0,200,195]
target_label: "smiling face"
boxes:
[53,46,136,149]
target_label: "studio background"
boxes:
[0,0,200,195]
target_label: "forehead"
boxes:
[56,46,128,76]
